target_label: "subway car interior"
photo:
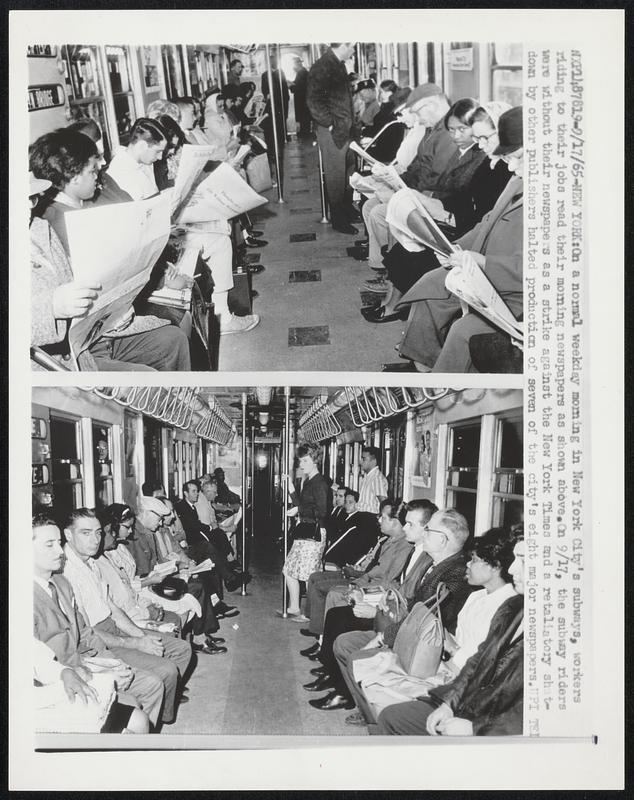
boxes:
[32,384,523,740]
[29,42,523,373]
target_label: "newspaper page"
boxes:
[176,162,268,223]
[169,143,221,217]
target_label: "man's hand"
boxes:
[61,668,99,704]
[147,604,164,622]
[142,572,164,586]
[352,601,377,619]
[361,634,383,650]
[438,716,473,736]
[442,249,485,270]
[426,702,454,735]
[135,635,165,656]
[52,282,101,319]
[346,588,364,605]
[112,663,134,691]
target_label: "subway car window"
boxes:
[92,423,113,509]
[50,415,84,522]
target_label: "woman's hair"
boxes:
[66,117,102,143]
[296,443,323,464]
[471,526,517,582]
[175,96,197,113]
[146,99,181,124]
[29,129,98,189]
[128,117,167,146]
[379,79,398,96]
[156,114,186,148]
[443,97,480,130]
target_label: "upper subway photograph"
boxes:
[29,42,523,373]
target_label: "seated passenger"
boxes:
[338,526,517,725]
[29,129,191,371]
[363,84,411,165]
[61,508,192,725]
[32,513,165,728]
[396,106,523,373]
[355,78,380,128]
[377,531,525,735]
[105,117,166,199]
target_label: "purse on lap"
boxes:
[392,582,448,678]
[291,520,321,542]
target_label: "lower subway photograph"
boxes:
[31,384,524,743]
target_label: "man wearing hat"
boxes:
[307,43,359,234]
[360,84,456,278]
[396,107,524,373]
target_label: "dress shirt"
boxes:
[62,545,111,627]
[357,466,388,514]
[33,637,65,684]
[452,583,517,669]
[106,148,158,200]
[195,494,217,527]
[404,542,427,578]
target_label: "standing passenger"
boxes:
[290,56,310,138]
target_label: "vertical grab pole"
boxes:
[241,392,248,596]
[265,43,284,203]
[281,385,291,617]
[277,44,288,142]
[250,424,255,544]
[317,144,329,223]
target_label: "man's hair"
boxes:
[32,512,59,537]
[128,117,167,146]
[66,117,102,143]
[344,488,359,503]
[183,480,200,493]
[146,98,181,124]
[230,59,243,69]
[435,508,470,548]
[379,497,398,517]
[64,507,97,531]
[29,129,98,189]
[404,498,438,524]
[362,445,381,466]
[201,477,218,489]
[175,96,197,113]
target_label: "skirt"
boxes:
[283,534,326,582]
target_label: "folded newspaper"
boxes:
[444,251,524,345]
[189,558,215,575]
[66,192,171,358]
[146,240,201,310]
[386,188,455,257]
[175,162,267,224]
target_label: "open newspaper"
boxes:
[175,162,267,224]
[146,241,201,310]
[65,192,171,359]
[444,250,524,346]
[169,144,220,219]
[386,188,455,257]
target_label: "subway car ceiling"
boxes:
[32,386,523,536]
[28,42,522,147]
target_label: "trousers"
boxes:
[304,570,347,635]
[376,698,436,735]
[315,124,353,213]
[91,325,191,371]
[362,198,390,268]
[333,629,378,717]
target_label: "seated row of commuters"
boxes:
[32,469,247,733]
[344,79,523,373]
[30,90,270,370]
[292,493,525,735]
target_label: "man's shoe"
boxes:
[245,236,268,248]
[300,628,317,637]
[308,692,355,711]
[206,635,226,645]
[362,305,408,324]
[307,650,324,662]
[193,641,228,655]
[249,230,264,237]
[300,642,320,657]
[345,709,366,726]
[332,221,358,235]
[247,263,265,275]
[303,674,334,692]
[362,277,389,293]
[310,665,329,677]
[355,238,369,247]
[214,602,240,618]
[219,313,260,336]
[350,247,369,262]
[381,361,417,372]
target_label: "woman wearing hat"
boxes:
[396,106,524,373]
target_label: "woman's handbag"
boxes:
[392,582,448,678]
[150,576,188,602]
[374,586,409,632]
[245,152,273,193]
[291,520,321,542]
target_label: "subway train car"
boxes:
[28,42,523,373]
[31,384,523,743]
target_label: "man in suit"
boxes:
[303,499,439,708]
[32,513,165,727]
[227,58,244,87]
[307,43,358,234]
[396,107,524,372]
[331,508,475,723]
[175,480,243,605]
[290,56,310,138]
[261,51,290,184]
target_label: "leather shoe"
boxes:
[310,665,328,677]
[307,650,323,662]
[308,692,354,711]
[362,305,408,324]
[206,635,225,645]
[193,642,228,655]
[249,230,264,237]
[332,221,358,235]
[350,247,369,262]
[245,236,268,248]
[303,675,334,692]
[215,602,240,618]
[300,642,320,657]
[178,694,190,704]
[247,263,265,274]
[355,238,369,247]
[300,628,317,637]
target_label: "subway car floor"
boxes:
[166,529,365,736]
[218,136,400,371]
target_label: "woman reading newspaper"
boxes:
[395,107,523,373]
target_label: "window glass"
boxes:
[92,423,113,510]
[493,43,522,66]
[50,416,83,522]
[492,414,524,528]
[106,46,136,144]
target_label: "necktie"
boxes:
[399,548,415,584]
[360,537,386,572]
[49,580,70,623]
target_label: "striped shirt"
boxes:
[357,466,388,513]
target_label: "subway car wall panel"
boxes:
[31,385,524,740]
[28,41,523,375]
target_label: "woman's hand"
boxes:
[426,702,454,735]
[52,281,101,319]
[438,716,474,736]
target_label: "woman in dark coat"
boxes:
[281,444,330,617]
